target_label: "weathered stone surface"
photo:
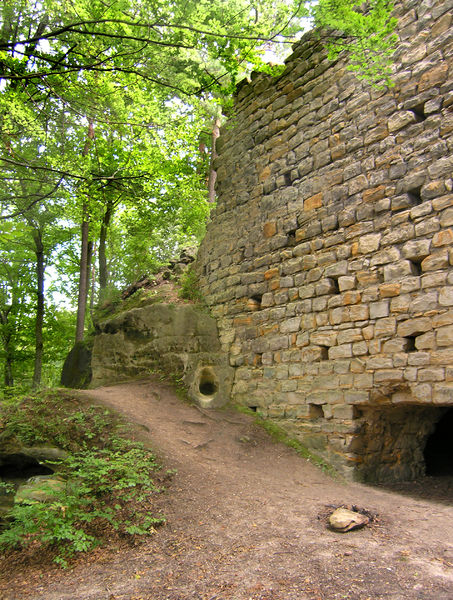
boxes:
[388,111,417,132]
[194,0,453,484]
[91,304,233,408]
[359,234,381,254]
[60,341,92,389]
[15,476,66,504]
[421,250,449,271]
[439,287,453,306]
[0,439,68,472]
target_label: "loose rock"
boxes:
[328,507,370,532]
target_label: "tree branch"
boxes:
[0,177,64,220]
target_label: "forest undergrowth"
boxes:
[0,391,167,567]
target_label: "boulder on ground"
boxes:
[328,507,369,532]
[15,475,66,503]
[60,340,92,389]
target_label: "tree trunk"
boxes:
[86,239,93,292]
[75,209,90,343]
[89,242,97,321]
[0,309,14,387]
[98,199,114,297]
[75,120,95,343]
[32,229,45,389]
[4,353,13,387]
[207,118,221,204]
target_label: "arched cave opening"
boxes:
[424,408,453,476]
[0,454,54,481]
[356,405,449,483]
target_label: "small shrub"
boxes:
[178,267,204,303]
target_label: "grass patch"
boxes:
[235,405,337,477]
[95,285,172,323]
[0,391,166,566]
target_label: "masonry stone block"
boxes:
[415,331,436,350]
[432,384,453,404]
[421,271,448,289]
[437,325,453,347]
[310,331,338,347]
[402,239,431,261]
[370,247,401,266]
[349,305,369,321]
[439,287,453,306]
[384,260,418,281]
[358,233,381,254]
[421,250,449,271]
[398,317,433,337]
[388,110,417,132]
[369,301,390,319]
[328,344,352,359]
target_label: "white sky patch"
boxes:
[13,43,26,57]
[262,17,314,64]
[37,39,51,53]
[45,265,74,309]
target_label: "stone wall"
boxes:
[195,0,453,481]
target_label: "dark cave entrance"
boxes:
[424,407,453,476]
[356,404,453,483]
[0,454,54,481]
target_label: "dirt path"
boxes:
[2,378,453,600]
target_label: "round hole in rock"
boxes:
[424,408,453,476]
[198,368,218,397]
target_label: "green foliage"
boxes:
[0,393,107,450]
[313,0,398,86]
[0,0,309,96]
[0,391,165,565]
[178,267,204,304]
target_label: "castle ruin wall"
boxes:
[195,0,453,482]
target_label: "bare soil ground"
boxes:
[1,378,452,600]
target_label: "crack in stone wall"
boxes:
[195,0,453,481]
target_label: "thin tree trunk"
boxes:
[98,200,113,297]
[4,353,13,387]
[32,229,45,389]
[89,242,97,321]
[75,120,95,343]
[75,210,90,343]
[86,239,93,291]
[207,118,221,203]
[0,309,14,387]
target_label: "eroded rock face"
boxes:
[91,303,234,408]
[15,476,66,504]
[0,437,68,519]
[60,340,93,389]
[0,437,68,473]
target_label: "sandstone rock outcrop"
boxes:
[91,303,234,408]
